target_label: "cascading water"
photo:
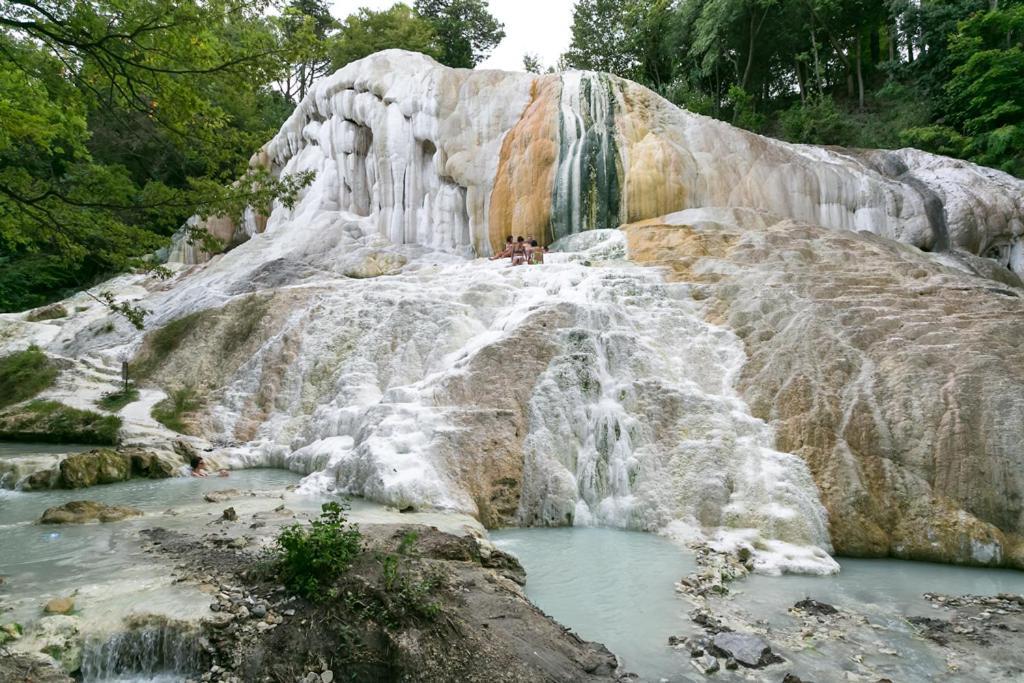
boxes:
[79,619,205,682]
[181,230,836,574]
[551,72,623,242]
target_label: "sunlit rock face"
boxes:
[626,209,1024,568]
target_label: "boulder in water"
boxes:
[708,632,784,668]
[58,449,130,488]
[42,597,74,615]
[39,500,142,524]
[792,598,838,616]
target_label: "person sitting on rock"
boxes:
[490,235,514,260]
[529,240,545,264]
[511,236,528,266]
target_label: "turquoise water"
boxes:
[0,469,303,626]
[491,527,697,680]
[492,527,1024,682]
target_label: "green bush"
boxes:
[97,386,140,412]
[780,94,855,146]
[0,400,121,444]
[0,346,59,410]
[276,502,362,600]
[151,385,202,433]
[375,553,443,625]
[727,85,766,133]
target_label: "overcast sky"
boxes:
[330,0,575,71]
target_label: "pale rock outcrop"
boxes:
[626,208,1024,567]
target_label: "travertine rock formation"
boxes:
[626,208,1024,567]
[173,50,1024,269]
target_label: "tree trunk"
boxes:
[796,59,806,103]
[889,20,897,63]
[810,18,823,94]
[870,28,880,65]
[856,35,865,111]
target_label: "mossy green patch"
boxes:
[97,386,139,412]
[0,346,59,410]
[0,400,121,445]
[129,311,205,381]
[151,385,203,434]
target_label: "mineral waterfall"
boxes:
[9,50,1024,573]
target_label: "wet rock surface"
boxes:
[38,500,142,524]
[59,448,179,489]
[627,214,1024,568]
[708,632,784,668]
[0,651,72,682]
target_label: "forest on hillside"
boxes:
[1,0,1021,314]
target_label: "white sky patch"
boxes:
[330,0,574,72]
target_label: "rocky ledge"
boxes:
[0,446,183,491]
[138,520,623,682]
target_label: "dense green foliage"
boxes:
[0,400,122,444]
[414,0,505,68]
[0,1,318,313]
[331,4,441,69]
[276,502,363,600]
[0,346,58,409]
[562,0,1023,176]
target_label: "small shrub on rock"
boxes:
[0,346,59,409]
[98,386,139,412]
[276,502,362,600]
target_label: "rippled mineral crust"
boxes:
[626,209,1024,568]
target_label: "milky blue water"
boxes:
[493,527,1024,682]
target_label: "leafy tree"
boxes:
[332,3,440,70]
[523,52,543,73]
[275,0,339,101]
[414,0,505,68]
[943,4,1024,174]
[0,1,310,316]
[563,0,639,76]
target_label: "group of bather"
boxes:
[490,235,545,265]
